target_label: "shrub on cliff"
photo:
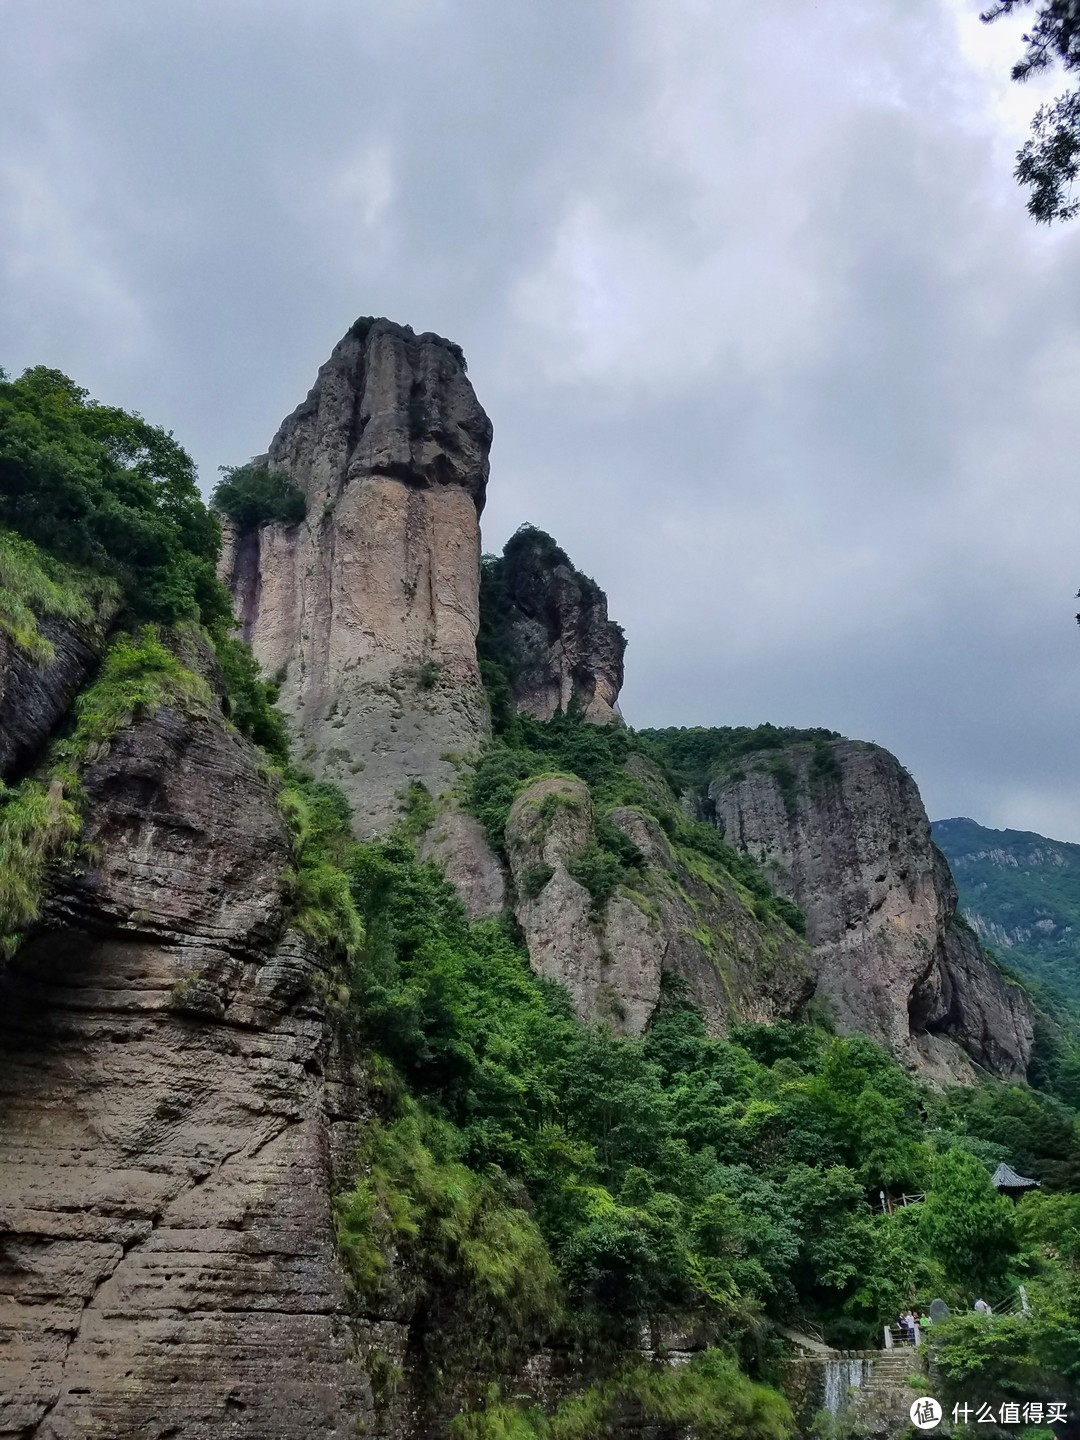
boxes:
[212,632,291,760]
[451,1350,793,1440]
[211,462,306,528]
[276,775,363,957]
[335,1101,560,1370]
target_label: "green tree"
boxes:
[918,1149,1018,1297]
[983,1,1080,221]
[210,462,306,528]
[0,366,228,625]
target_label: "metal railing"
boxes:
[883,1323,924,1349]
[882,1287,1031,1348]
[987,1284,1030,1317]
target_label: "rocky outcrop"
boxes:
[710,738,1033,1080]
[916,851,1035,1080]
[0,676,379,1437]
[219,318,493,837]
[481,526,624,723]
[507,775,653,1030]
[419,808,507,920]
[0,608,116,782]
[605,798,812,1033]
[506,764,810,1037]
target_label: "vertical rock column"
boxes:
[222,318,494,836]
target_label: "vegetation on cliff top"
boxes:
[640,724,843,798]
[210,461,307,529]
[0,365,229,628]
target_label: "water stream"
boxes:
[822,1358,872,1414]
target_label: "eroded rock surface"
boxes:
[605,801,811,1033]
[482,527,625,724]
[0,605,115,782]
[220,318,493,837]
[419,808,507,920]
[506,769,809,1037]
[710,738,1033,1079]
[506,776,626,1024]
[0,692,376,1438]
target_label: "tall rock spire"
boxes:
[220,318,493,835]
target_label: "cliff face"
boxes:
[0,645,383,1438]
[3,318,1058,1435]
[219,318,493,837]
[504,760,811,1038]
[480,526,625,724]
[710,738,1033,1081]
[0,605,116,782]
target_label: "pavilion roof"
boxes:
[991,1162,1039,1191]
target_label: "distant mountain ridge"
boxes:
[932,816,1080,1008]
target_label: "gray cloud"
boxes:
[3,0,1078,836]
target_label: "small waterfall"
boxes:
[822,1358,872,1415]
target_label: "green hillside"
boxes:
[932,817,1080,1010]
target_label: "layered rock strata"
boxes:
[220,318,494,837]
[0,604,116,782]
[710,738,1033,1080]
[506,763,810,1036]
[0,666,380,1438]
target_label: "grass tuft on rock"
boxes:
[0,527,116,662]
[0,626,212,955]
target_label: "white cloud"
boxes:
[0,127,149,364]
[3,0,1080,840]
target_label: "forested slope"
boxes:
[934,816,1080,1011]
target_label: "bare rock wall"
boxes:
[505,770,809,1037]
[710,738,1032,1079]
[220,319,493,837]
[0,697,378,1438]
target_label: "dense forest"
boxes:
[934,816,1080,1012]
[1,366,1079,1433]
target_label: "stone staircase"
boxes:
[783,1339,927,1438]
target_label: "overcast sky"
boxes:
[3,0,1079,838]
